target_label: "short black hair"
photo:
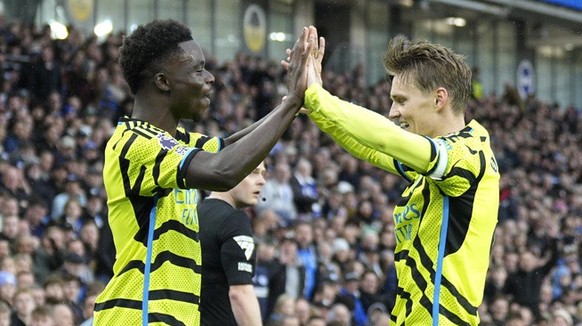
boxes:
[119,19,193,94]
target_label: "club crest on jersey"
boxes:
[157,134,178,150]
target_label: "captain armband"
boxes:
[428,139,448,180]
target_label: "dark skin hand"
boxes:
[185,27,315,191]
[281,25,326,113]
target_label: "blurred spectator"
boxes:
[552,308,574,326]
[29,305,55,326]
[0,166,30,209]
[253,240,276,321]
[335,271,367,326]
[294,221,318,300]
[11,287,35,325]
[290,158,319,218]
[21,44,62,103]
[22,197,50,238]
[51,175,86,219]
[33,226,66,283]
[0,300,10,326]
[327,303,352,326]
[42,274,64,305]
[266,232,304,319]
[266,293,296,325]
[257,163,297,226]
[359,270,381,314]
[51,302,75,326]
[0,271,16,305]
[504,239,559,319]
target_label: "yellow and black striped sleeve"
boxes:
[176,127,224,154]
[431,123,495,197]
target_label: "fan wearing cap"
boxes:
[335,271,368,326]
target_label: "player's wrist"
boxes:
[286,91,304,106]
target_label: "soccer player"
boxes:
[93,20,313,325]
[198,161,266,326]
[288,27,500,325]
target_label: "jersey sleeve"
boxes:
[219,212,256,286]
[305,84,434,178]
[176,127,224,153]
[115,131,202,196]
[429,132,488,197]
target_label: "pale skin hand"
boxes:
[281,26,326,113]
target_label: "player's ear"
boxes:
[154,73,171,93]
[434,87,448,111]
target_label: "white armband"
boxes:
[428,139,448,180]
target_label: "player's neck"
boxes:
[132,96,178,135]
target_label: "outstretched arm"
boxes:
[185,27,315,191]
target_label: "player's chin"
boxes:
[247,197,259,206]
[191,104,209,121]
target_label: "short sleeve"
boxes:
[219,212,257,285]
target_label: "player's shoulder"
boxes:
[198,199,235,222]
[116,117,166,139]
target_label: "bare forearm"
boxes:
[223,108,271,146]
[185,94,302,191]
[229,285,263,326]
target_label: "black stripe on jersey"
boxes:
[394,159,413,183]
[153,220,199,242]
[119,134,145,197]
[404,246,473,325]
[118,251,202,277]
[444,194,474,256]
[148,313,187,326]
[150,250,202,274]
[149,288,200,304]
[118,260,146,276]
[152,148,166,187]
[414,236,479,317]
[194,135,212,149]
[175,129,190,144]
[135,122,159,138]
[444,151,485,256]
[119,135,154,246]
[123,126,155,139]
[415,228,478,315]
[94,298,142,311]
[400,249,434,314]
[390,286,412,325]
[418,181,431,224]
[131,196,155,246]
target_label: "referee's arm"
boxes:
[229,284,263,326]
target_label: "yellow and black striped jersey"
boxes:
[306,84,500,326]
[94,117,223,326]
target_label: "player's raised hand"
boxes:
[283,27,315,100]
[307,26,325,87]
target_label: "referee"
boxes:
[198,162,266,326]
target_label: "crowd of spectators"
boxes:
[0,17,581,326]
